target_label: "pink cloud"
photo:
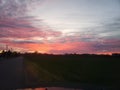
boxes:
[0,0,120,54]
[0,18,61,39]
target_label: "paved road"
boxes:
[0,56,24,89]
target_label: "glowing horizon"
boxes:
[0,0,120,54]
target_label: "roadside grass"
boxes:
[24,54,120,86]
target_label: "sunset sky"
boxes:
[0,0,120,54]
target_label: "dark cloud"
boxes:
[57,17,120,43]
[0,0,61,40]
[0,15,58,39]
[0,0,44,18]
[0,0,119,54]
[91,39,120,53]
[12,40,43,44]
[52,17,120,54]
[67,17,120,42]
[90,18,120,39]
[0,0,26,18]
[0,0,62,52]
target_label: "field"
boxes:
[24,54,120,86]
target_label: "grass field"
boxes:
[24,54,120,86]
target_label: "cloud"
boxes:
[0,0,62,53]
[12,40,43,44]
[0,0,26,18]
[0,0,62,46]
[91,39,120,52]
[88,18,120,40]
[66,17,120,42]
[48,17,120,54]
[0,0,119,54]
[0,0,46,18]
[7,42,92,54]
[0,24,61,39]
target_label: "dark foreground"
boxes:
[24,54,120,90]
[0,53,120,90]
[0,56,25,89]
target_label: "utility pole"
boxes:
[6,45,8,51]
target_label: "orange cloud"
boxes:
[8,41,91,54]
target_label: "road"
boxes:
[0,56,25,89]
[0,57,118,90]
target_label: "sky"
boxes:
[0,0,120,54]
